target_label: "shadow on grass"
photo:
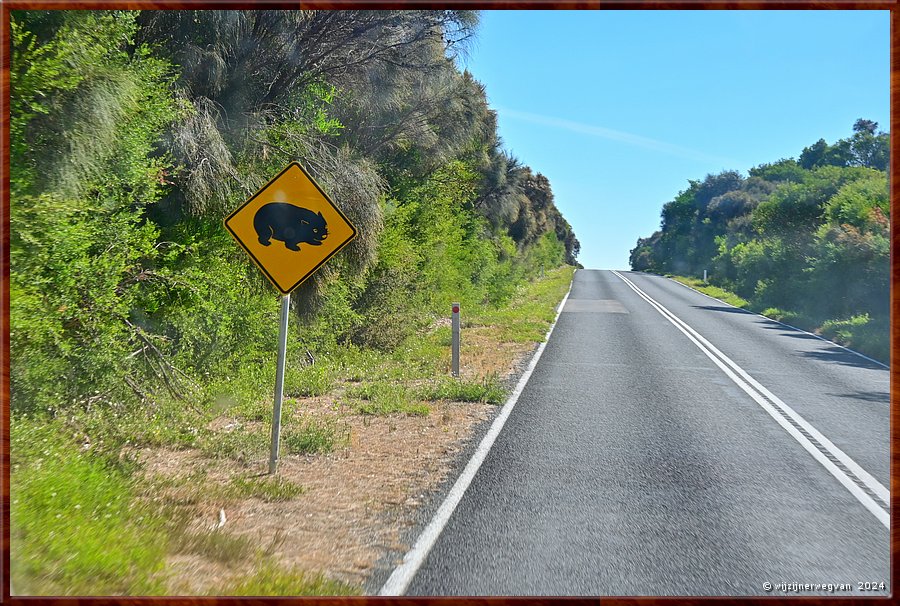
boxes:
[756,321,821,340]
[799,346,887,370]
[693,305,887,368]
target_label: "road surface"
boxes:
[396,269,890,597]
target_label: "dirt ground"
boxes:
[139,330,538,595]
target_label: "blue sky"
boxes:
[460,10,890,270]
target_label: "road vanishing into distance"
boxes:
[385,269,891,597]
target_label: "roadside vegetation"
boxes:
[9,10,578,595]
[667,276,750,310]
[630,121,889,363]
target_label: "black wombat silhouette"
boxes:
[254,203,329,251]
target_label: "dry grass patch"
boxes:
[138,396,493,593]
[455,325,537,382]
[133,267,574,595]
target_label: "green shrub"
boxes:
[345,382,430,416]
[282,416,349,454]
[11,416,169,595]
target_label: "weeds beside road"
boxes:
[669,275,887,364]
[10,265,575,596]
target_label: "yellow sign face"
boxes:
[224,162,357,294]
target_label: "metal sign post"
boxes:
[269,294,291,474]
[451,302,460,378]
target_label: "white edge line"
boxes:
[629,273,891,503]
[642,271,889,370]
[612,271,889,529]
[377,269,577,596]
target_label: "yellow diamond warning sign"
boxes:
[224,162,357,294]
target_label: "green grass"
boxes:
[8,263,578,595]
[284,363,335,397]
[198,423,270,461]
[281,416,350,454]
[761,307,800,324]
[416,375,506,404]
[220,561,360,596]
[326,268,575,416]
[670,276,888,364]
[172,526,255,565]
[669,276,750,309]
[386,335,446,378]
[759,307,817,329]
[473,265,575,343]
[199,414,348,460]
[229,475,306,502]
[345,382,430,416]
[10,416,170,596]
[819,314,888,363]
[146,469,305,506]
[65,400,204,458]
[820,313,871,342]
[333,347,383,382]
[230,397,297,423]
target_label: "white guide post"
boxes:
[451,302,460,378]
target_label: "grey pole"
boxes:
[269,294,291,474]
[451,302,460,378]
[703,269,708,283]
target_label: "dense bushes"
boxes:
[10,11,185,414]
[630,121,889,361]
[9,10,579,423]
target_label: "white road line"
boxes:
[378,272,576,596]
[663,273,889,369]
[611,270,890,529]
[621,272,890,506]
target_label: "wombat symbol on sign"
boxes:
[254,203,329,251]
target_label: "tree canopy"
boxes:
[630,121,888,359]
[10,9,580,415]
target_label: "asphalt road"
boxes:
[401,269,890,597]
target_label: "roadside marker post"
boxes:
[451,303,460,378]
[224,161,357,474]
[703,269,708,283]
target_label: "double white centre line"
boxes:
[611,270,890,529]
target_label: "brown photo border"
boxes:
[0,1,895,603]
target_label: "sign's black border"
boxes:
[223,161,359,295]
